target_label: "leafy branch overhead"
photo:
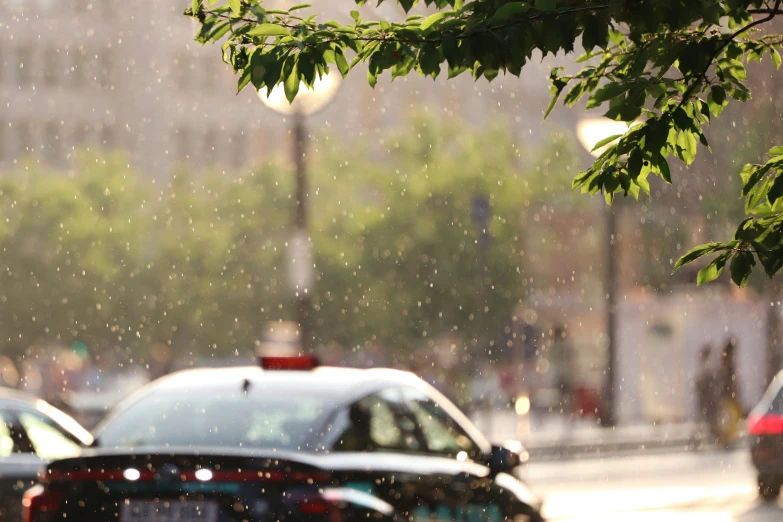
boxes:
[187,0,783,287]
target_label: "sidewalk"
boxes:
[469,410,745,460]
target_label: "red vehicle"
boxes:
[747,370,783,501]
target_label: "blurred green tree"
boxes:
[0,154,149,358]
[0,115,575,363]
[311,116,534,356]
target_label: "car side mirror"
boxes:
[488,441,527,477]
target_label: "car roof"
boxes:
[0,387,94,446]
[104,365,492,454]
[151,366,425,401]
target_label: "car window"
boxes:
[335,389,425,453]
[0,411,14,457]
[17,411,81,460]
[769,385,783,412]
[403,387,481,459]
[96,385,333,451]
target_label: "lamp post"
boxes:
[576,117,633,427]
[257,73,341,352]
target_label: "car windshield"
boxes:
[96,384,335,451]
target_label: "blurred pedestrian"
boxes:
[550,326,574,419]
[715,337,743,447]
[718,338,740,403]
[694,345,717,446]
[148,343,173,381]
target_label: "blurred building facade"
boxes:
[0,0,569,175]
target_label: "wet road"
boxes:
[526,448,782,521]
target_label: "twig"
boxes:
[678,0,782,109]
[201,3,612,47]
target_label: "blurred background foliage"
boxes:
[0,115,576,364]
[0,105,775,368]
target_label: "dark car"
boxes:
[748,369,783,501]
[23,357,543,522]
[0,388,93,520]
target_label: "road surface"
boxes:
[526,449,782,521]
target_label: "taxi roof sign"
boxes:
[257,321,318,370]
[261,355,319,370]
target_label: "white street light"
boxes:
[256,70,342,351]
[575,115,639,427]
[257,72,342,116]
[576,117,638,158]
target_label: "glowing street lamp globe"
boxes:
[257,71,342,116]
[575,116,640,427]
[576,117,638,158]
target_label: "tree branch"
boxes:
[202,3,612,48]
[678,0,782,109]
[748,8,783,15]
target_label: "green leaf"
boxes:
[590,134,622,152]
[730,251,755,287]
[771,48,782,69]
[707,85,728,117]
[418,45,442,77]
[283,60,300,102]
[335,49,350,76]
[742,163,771,195]
[759,247,783,277]
[697,252,730,286]
[534,0,556,11]
[768,173,783,204]
[289,3,312,11]
[658,157,672,183]
[676,131,697,165]
[227,0,241,14]
[249,5,266,20]
[674,242,722,270]
[368,69,378,88]
[442,34,459,67]
[582,14,609,50]
[637,172,651,194]
[746,177,772,213]
[208,21,232,41]
[672,106,695,131]
[248,24,289,37]
[420,12,446,31]
[563,81,586,107]
[399,0,414,12]
[769,146,783,157]
[711,84,726,105]
[608,29,625,47]
[734,217,763,241]
[494,2,530,20]
[645,119,670,154]
[586,82,631,109]
[237,65,252,92]
[298,56,315,87]
[350,10,360,22]
[545,88,562,118]
[720,58,747,82]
